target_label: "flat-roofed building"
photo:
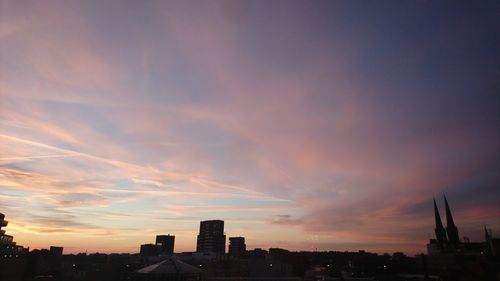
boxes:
[196,220,226,254]
[229,237,246,258]
[156,235,175,255]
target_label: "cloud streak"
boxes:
[0,0,498,255]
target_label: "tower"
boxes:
[484,225,492,241]
[433,198,448,246]
[229,237,246,258]
[196,220,226,254]
[156,235,175,255]
[444,195,460,244]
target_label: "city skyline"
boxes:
[1,1,499,255]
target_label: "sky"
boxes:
[0,0,499,255]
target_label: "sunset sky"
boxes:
[0,0,499,255]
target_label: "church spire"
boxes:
[444,195,460,244]
[433,197,447,245]
[485,225,491,241]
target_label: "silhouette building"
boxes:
[196,220,226,254]
[49,246,64,256]
[229,237,246,257]
[140,243,159,257]
[428,196,461,254]
[0,213,27,256]
[1,213,28,281]
[156,234,175,255]
[444,195,460,245]
[140,234,176,256]
[433,198,448,246]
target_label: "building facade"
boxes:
[229,237,246,258]
[0,213,27,257]
[0,213,28,281]
[50,246,64,256]
[156,235,175,255]
[196,220,226,254]
[140,243,159,257]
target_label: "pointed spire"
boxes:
[444,195,455,227]
[434,198,444,229]
[444,195,460,244]
[485,225,491,241]
[433,197,447,245]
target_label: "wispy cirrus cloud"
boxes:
[0,0,498,254]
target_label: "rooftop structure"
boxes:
[135,257,202,280]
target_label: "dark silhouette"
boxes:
[433,198,448,246]
[196,220,226,254]
[0,213,28,281]
[228,237,246,258]
[156,235,175,255]
[444,195,460,245]
[139,235,175,257]
[2,214,499,281]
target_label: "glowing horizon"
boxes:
[1,1,499,255]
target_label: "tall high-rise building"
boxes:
[196,220,226,254]
[156,235,175,255]
[229,237,246,257]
